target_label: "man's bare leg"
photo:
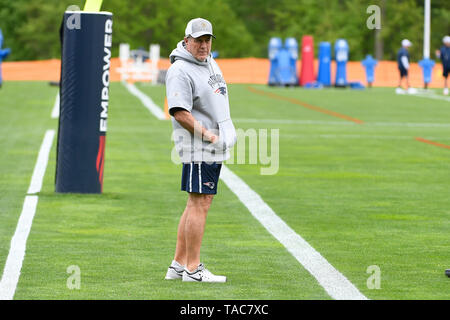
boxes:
[173,206,189,266]
[173,193,214,272]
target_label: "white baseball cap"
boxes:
[443,35,450,44]
[401,39,412,47]
[185,18,215,39]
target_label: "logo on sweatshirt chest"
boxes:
[208,74,227,96]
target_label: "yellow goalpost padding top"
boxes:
[84,0,103,12]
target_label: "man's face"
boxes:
[185,35,212,62]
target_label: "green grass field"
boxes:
[0,81,449,300]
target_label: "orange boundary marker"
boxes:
[247,86,364,124]
[3,58,446,88]
[415,137,450,150]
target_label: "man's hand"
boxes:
[173,109,219,143]
[203,131,219,144]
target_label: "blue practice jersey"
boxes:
[361,55,377,82]
[419,59,435,83]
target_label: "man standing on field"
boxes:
[164,18,236,283]
[396,39,412,93]
[435,35,450,96]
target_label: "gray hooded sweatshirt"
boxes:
[166,40,236,163]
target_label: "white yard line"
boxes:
[123,82,166,120]
[233,118,450,128]
[0,196,38,300]
[128,87,368,300]
[370,121,450,127]
[0,129,55,300]
[220,165,368,300]
[27,130,56,194]
[281,133,450,141]
[234,118,354,126]
[411,93,450,103]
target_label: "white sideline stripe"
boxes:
[220,165,368,300]
[27,130,56,194]
[126,85,368,299]
[282,133,450,141]
[396,89,450,102]
[0,129,55,300]
[233,118,450,128]
[338,121,450,127]
[123,82,166,120]
[234,118,355,126]
[0,196,38,300]
[51,92,59,119]
[411,93,450,103]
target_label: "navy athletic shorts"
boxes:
[443,66,449,78]
[399,67,408,77]
[181,162,222,194]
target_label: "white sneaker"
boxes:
[444,88,449,96]
[164,260,185,280]
[407,87,417,94]
[395,87,405,94]
[182,263,226,283]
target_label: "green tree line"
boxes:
[0,0,448,62]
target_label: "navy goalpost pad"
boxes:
[55,11,113,193]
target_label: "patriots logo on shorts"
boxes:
[214,87,227,96]
[203,182,215,189]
